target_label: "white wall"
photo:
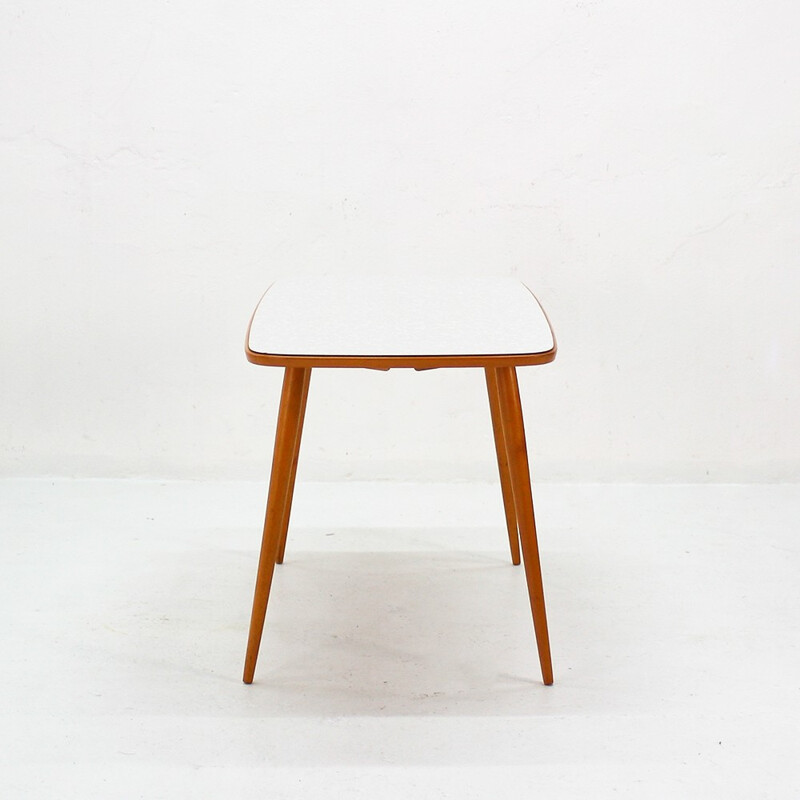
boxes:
[2,1,799,481]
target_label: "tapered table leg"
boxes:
[276,368,311,564]
[496,366,553,685]
[243,367,307,684]
[485,368,521,565]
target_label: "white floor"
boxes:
[1,479,799,798]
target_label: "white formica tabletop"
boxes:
[247,275,554,360]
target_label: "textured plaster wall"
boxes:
[2,1,799,481]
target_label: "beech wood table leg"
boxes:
[485,367,521,565]
[496,366,554,685]
[243,367,307,684]
[276,368,311,564]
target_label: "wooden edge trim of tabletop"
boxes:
[243,284,557,369]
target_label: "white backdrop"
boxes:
[2,1,799,481]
